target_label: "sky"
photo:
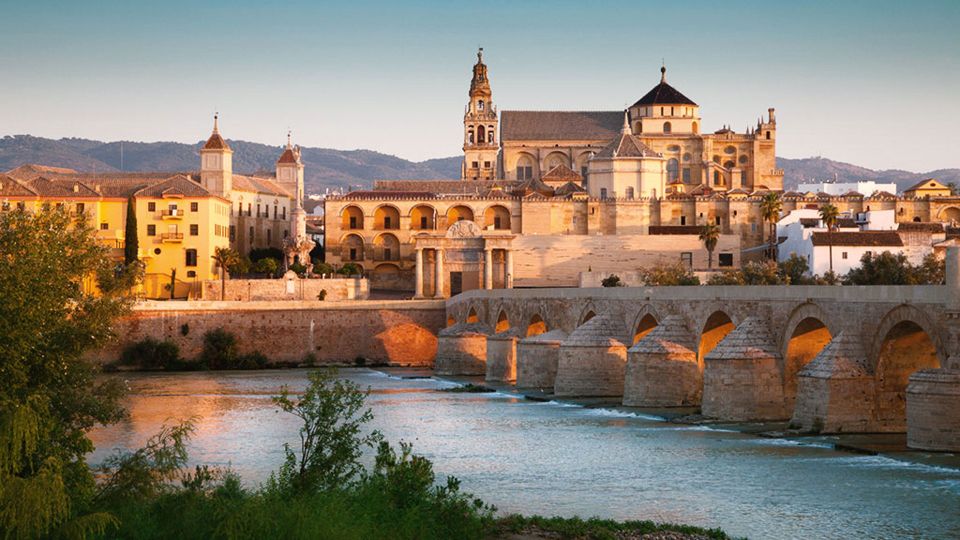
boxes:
[1,0,958,171]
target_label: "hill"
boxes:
[1,135,956,195]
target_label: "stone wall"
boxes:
[202,276,368,301]
[91,300,444,366]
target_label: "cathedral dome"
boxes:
[631,67,697,107]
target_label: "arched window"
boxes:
[692,121,699,134]
[468,130,474,144]
[667,158,679,182]
[478,100,484,111]
[478,125,485,144]
[663,121,672,133]
[625,187,635,199]
[487,127,494,144]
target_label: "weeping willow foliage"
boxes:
[0,208,133,539]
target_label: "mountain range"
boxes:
[1,135,956,195]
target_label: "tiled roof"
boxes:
[342,190,436,199]
[870,191,897,199]
[631,70,697,107]
[904,178,946,192]
[897,222,945,233]
[594,132,661,159]
[554,181,587,196]
[232,174,291,198]
[134,175,212,198]
[512,177,554,197]
[836,217,857,228]
[0,174,37,196]
[5,164,79,180]
[810,231,903,247]
[24,177,102,198]
[541,163,582,182]
[203,132,230,150]
[500,111,622,141]
[373,179,513,195]
[277,147,298,164]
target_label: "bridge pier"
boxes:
[791,332,876,433]
[907,365,960,451]
[702,317,786,421]
[554,313,629,397]
[434,322,491,375]
[486,327,524,382]
[516,329,567,390]
[623,315,700,407]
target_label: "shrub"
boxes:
[601,274,623,287]
[338,262,362,276]
[706,271,745,285]
[778,253,811,284]
[741,260,784,285]
[313,262,335,276]
[640,263,699,286]
[289,261,308,277]
[252,257,279,277]
[237,351,269,370]
[199,328,239,370]
[120,337,182,370]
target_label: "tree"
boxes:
[759,192,782,260]
[699,223,720,270]
[211,247,240,300]
[778,253,811,284]
[0,208,130,538]
[640,263,700,286]
[818,204,840,274]
[843,251,945,285]
[123,197,139,266]
[270,370,383,494]
[252,257,279,277]
[601,274,623,287]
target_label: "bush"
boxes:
[706,271,745,285]
[741,260,784,285]
[312,262,335,276]
[601,274,623,287]
[640,263,700,286]
[199,328,239,370]
[120,337,182,370]
[289,261,308,277]
[236,351,269,370]
[338,262,362,276]
[252,257,279,277]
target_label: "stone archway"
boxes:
[526,313,547,337]
[698,311,735,363]
[495,310,510,333]
[875,320,940,430]
[781,303,834,411]
[632,309,659,344]
[466,307,479,324]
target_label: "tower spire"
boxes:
[660,63,667,84]
[213,112,219,134]
[286,129,292,149]
[621,109,631,134]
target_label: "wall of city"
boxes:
[201,276,369,301]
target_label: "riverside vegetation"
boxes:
[0,207,735,539]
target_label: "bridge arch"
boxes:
[495,310,511,333]
[578,303,597,326]
[697,310,736,363]
[526,313,547,337]
[631,305,661,344]
[446,315,457,327]
[781,303,834,410]
[466,307,480,324]
[872,305,944,429]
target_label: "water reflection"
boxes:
[89,369,960,540]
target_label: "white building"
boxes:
[796,180,898,197]
[777,209,936,276]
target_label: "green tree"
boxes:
[0,208,130,538]
[270,370,383,494]
[699,223,720,270]
[253,257,279,277]
[842,251,943,285]
[818,204,840,274]
[200,328,239,370]
[601,274,623,287]
[759,192,782,260]
[123,197,139,266]
[640,263,700,286]
[706,270,745,285]
[778,253,811,284]
[741,260,784,285]
[211,247,240,300]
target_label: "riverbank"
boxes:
[408,369,960,472]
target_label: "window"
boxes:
[187,270,196,278]
[190,202,198,212]
[472,161,479,169]
[420,216,428,229]
[349,248,357,260]
[670,106,674,116]
[267,229,271,244]
[384,216,392,229]
[518,166,533,180]
[147,225,156,236]
[153,248,161,255]
[247,203,252,216]
[484,161,491,169]
[190,224,199,236]
[274,205,278,219]
[766,131,771,140]
[349,216,358,229]
[229,225,235,241]
[718,253,733,267]
[185,249,197,267]
[384,248,392,260]
[600,188,608,199]
[842,252,848,260]
[100,223,109,230]
[494,216,502,229]
[667,159,679,182]
[75,203,84,214]
[283,230,288,238]
[680,252,693,268]
[680,216,686,225]
[581,165,588,178]
[257,204,261,217]
[249,226,254,242]
[478,100,484,111]
[715,216,721,225]
[663,121,671,133]
[625,187,635,199]
[682,167,691,183]
[148,202,156,211]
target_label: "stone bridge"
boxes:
[436,249,960,452]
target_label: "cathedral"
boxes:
[322,50,955,296]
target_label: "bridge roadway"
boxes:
[436,248,960,451]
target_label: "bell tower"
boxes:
[462,48,498,181]
[200,113,233,196]
[276,131,304,207]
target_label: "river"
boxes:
[88,369,960,539]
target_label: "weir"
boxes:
[441,247,960,451]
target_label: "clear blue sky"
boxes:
[1,0,958,171]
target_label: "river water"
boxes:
[88,369,960,539]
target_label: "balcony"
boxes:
[161,209,183,219]
[161,232,183,242]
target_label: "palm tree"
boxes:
[699,223,721,270]
[819,204,840,274]
[759,192,782,260]
[211,247,240,300]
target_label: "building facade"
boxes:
[1,117,304,298]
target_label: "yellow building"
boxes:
[904,178,952,199]
[0,118,303,299]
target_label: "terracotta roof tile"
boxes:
[594,133,661,159]
[541,163,582,182]
[0,174,37,196]
[203,132,230,150]
[897,222,945,233]
[649,225,701,235]
[134,175,212,198]
[810,231,903,247]
[500,111,622,141]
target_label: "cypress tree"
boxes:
[124,197,138,265]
